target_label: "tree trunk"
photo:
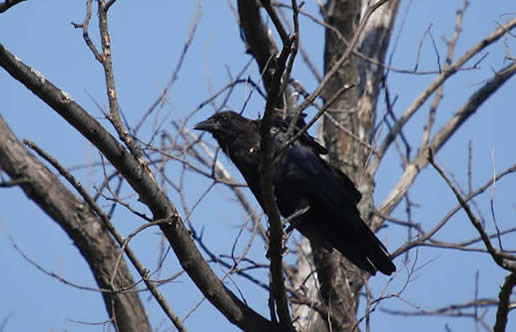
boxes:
[296,1,400,331]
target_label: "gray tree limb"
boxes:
[0,115,152,332]
[0,42,280,332]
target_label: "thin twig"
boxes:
[372,17,516,174]
[97,0,148,169]
[71,0,102,63]
[428,148,516,272]
[372,59,516,232]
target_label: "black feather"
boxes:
[195,111,395,275]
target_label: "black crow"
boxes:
[195,111,395,275]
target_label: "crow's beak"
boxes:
[194,118,219,132]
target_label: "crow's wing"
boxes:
[274,139,395,275]
[270,115,328,155]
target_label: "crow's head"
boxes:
[194,111,254,143]
[194,111,260,154]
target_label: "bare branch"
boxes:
[494,272,516,332]
[96,0,147,167]
[237,0,281,96]
[372,17,516,173]
[0,177,28,187]
[421,0,469,146]
[0,117,151,332]
[134,1,201,134]
[382,297,504,317]
[23,139,186,331]
[391,164,516,258]
[105,0,118,11]
[296,0,392,117]
[71,0,102,63]
[0,0,26,13]
[261,0,290,45]
[0,42,280,332]
[373,59,516,230]
[257,2,298,328]
[428,149,516,271]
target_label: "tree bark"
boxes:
[310,1,400,331]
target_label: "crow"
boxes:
[195,111,395,275]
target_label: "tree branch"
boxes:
[0,116,151,332]
[237,0,280,96]
[371,17,516,174]
[494,272,516,332]
[0,42,280,332]
[0,0,26,13]
[428,149,516,271]
[373,59,516,230]
[257,7,297,332]
[23,139,186,332]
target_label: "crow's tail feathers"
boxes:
[363,234,396,276]
[335,238,395,276]
[331,214,396,276]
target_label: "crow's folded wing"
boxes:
[276,141,395,275]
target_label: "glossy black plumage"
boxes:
[194,111,395,275]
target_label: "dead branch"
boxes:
[0,42,280,332]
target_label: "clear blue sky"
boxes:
[1,1,516,331]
